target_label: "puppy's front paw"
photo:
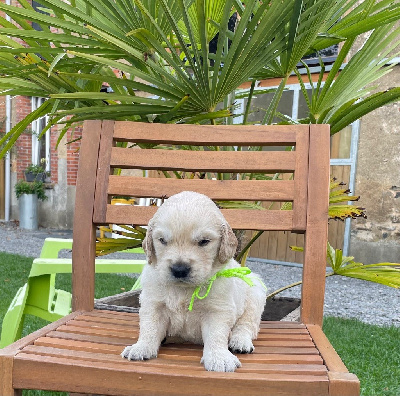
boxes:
[121,342,157,361]
[229,334,254,354]
[201,349,241,372]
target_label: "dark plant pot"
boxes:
[262,296,301,321]
[25,171,46,182]
[24,172,35,182]
[95,290,301,321]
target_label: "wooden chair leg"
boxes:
[328,372,360,396]
[0,355,22,396]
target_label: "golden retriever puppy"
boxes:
[121,191,266,372]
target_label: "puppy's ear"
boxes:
[142,225,155,265]
[218,222,238,263]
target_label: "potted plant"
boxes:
[24,163,47,182]
[14,180,48,230]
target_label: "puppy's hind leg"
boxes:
[229,284,266,354]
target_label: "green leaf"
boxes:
[335,262,400,289]
[329,178,366,220]
[289,245,304,252]
[216,201,266,210]
[329,205,366,221]
[0,99,54,158]
[50,92,177,106]
[96,237,144,256]
[330,88,400,134]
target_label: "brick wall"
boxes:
[66,125,82,186]
[14,96,33,181]
[50,125,59,184]
[6,94,81,186]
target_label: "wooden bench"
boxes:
[0,120,360,395]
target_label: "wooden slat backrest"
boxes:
[92,121,310,231]
[72,120,330,325]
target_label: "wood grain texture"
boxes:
[113,122,302,146]
[110,147,296,173]
[103,205,294,230]
[0,312,81,396]
[292,126,310,231]
[0,312,82,356]
[35,336,323,363]
[13,356,329,396]
[11,311,331,395]
[107,176,295,202]
[0,354,21,395]
[23,344,322,367]
[93,120,115,223]
[306,325,348,373]
[72,120,101,312]
[328,372,360,396]
[301,124,331,326]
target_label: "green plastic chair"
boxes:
[0,238,144,348]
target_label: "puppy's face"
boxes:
[142,192,237,286]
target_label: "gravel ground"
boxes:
[1,221,399,327]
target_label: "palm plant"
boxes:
[0,0,399,292]
[0,0,399,153]
[267,242,400,299]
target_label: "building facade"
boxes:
[0,94,81,228]
[0,0,399,265]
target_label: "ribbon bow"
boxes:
[188,267,257,311]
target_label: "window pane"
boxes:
[244,90,294,124]
[297,88,311,120]
[38,116,47,165]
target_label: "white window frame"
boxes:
[31,96,50,173]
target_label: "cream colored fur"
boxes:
[121,191,266,372]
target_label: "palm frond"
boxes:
[96,225,146,256]
[286,243,400,293]
[328,242,400,288]
[216,201,266,210]
[0,0,398,152]
[328,178,366,220]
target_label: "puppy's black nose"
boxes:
[170,262,191,279]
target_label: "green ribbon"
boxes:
[188,267,263,311]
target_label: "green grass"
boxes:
[0,250,137,396]
[323,316,400,396]
[1,251,399,395]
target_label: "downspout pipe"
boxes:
[4,96,11,221]
[4,0,11,221]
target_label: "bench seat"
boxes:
[7,309,356,395]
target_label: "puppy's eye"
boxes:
[159,237,167,245]
[198,239,210,247]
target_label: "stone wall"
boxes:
[349,66,400,264]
